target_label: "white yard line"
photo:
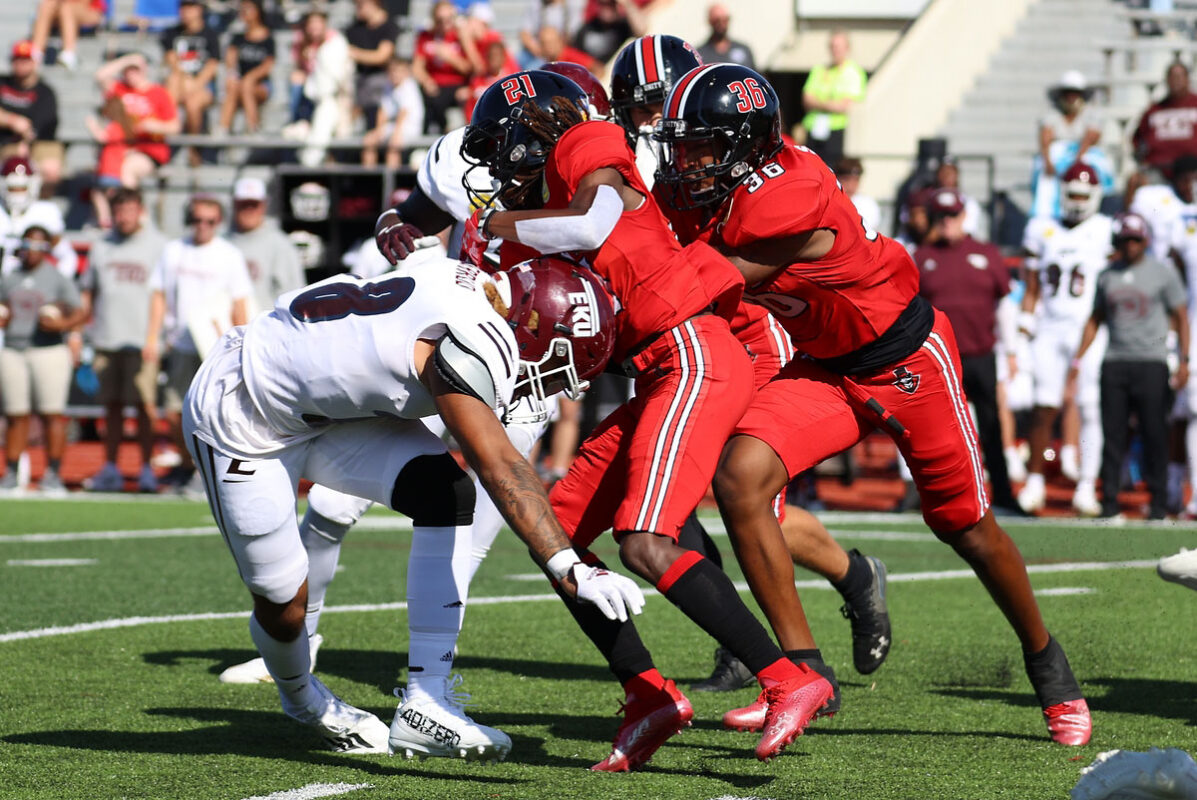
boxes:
[0,527,220,543]
[0,559,1156,645]
[1035,587,1097,596]
[241,783,372,800]
[7,558,98,567]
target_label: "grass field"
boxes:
[1,497,1194,800]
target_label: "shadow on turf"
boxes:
[937,677,1197,727]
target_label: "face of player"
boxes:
[113,199,143,237]
[628,103,662,131]
[191,203,222,244]
[673,138,718,194]
[18,229,49,269]
[1174,171,1196,204]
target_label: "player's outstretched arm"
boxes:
[427,366,644,621]
[374,184,457,264]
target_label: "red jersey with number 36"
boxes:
[541,120,744,359]
[718,145,919,359]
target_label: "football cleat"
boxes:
[137,463,159,493]
[1044,698,1092,747]
[722,660,840,732]
[591,679,693,772]
[288,676,390,754]
[840,550,892,675]
[690,647,755,693]
[86,462,123,492]
[219,634,323,684]
[1071,747,1197,800]
[1017,480,1046,514]
[1072,482,1101,518]
[754,664,837,761]
[389,675,512,761]
[1158,547,1197,591]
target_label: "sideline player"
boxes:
[463,69,835,767]
[655,64,1091,746]
[185,255,641,757]
[1017,163,1111,517]
[610,34,891,692]
[217,61,614,687]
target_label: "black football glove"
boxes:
[374,211,426,264]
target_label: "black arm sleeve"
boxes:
[395,184,457,235]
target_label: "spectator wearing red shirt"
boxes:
[1132,61,1197,178]
[87,52,180,229]
[460,3,518,76]
[535,25,596,72]
[914,188,1018,512]
[460,39,508,121]
[413,0,473,134]
[0,41,60,193]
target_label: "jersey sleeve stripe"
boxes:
[479,320,513,379]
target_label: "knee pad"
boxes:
[390,452,475,526]
[239,534,309,604]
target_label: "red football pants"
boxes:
[734,310,990,533]
[550,314,754,546]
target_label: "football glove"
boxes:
[375,212,427,264]
[571,563,645,622]
[460,207,496,268]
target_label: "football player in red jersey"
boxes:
[655,64,1092,747]
[461,69,836,767]
[611,34,892,693]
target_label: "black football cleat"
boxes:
[840,550,892,675]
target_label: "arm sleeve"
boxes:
[513,183,623,254]
[397,181,457,233]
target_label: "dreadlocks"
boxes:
[503,95,589,209]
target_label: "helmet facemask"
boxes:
[506,336,588,424]
[655,120,762,211]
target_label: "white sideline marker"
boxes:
[241,782,372,800]
[0,559,1157,645]
[7,558,98,567]
[1035,587,1097,597]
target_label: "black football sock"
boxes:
[831,549,872,603]
[551,558,655,685]
[785,648,840,711]
[657,552,785,675]
[1024,634,1083,707]
[676,512,723,569]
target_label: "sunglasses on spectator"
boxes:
[192,216,221,226]
[18,239,51,252]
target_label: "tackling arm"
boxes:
[375,183,457,264]
[483,167,636,253]
[711,228,834,286]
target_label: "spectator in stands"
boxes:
[79,188,165,494]
[413,1,472,135]
[913,188,1020,513]
[0,41,61,196]
[284,12,354,167]
[519,0,585,67]
[0,222,87,493]
[461,3,517,76]
[1071,213,1189,519]
[1132,61,1197,180]
[802,29,867,168]
[161,0,221,166]
[535,26,596,72]
[933,156,983,236]
[228,177,305,313]
[1038,70,1101,179]
[460,40,508,121]
[217,0,276,135]
[346,0,400,128]
[88,52,179,230]
[573,0,646,65]
[143,194,251,493]
[362,57,424,167]
[30,0,106,71]
[697,3,755,69]
[835,157,880,234]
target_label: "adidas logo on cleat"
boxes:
[400,708,462,747]
[439,651,455,662]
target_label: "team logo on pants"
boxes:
[891,366,920,395]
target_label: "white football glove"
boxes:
[570,563,645,622]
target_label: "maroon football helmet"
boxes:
[541,61,611,120]
[1060,162,1101,225]
[499,255,616,422]
[1,156,39,214]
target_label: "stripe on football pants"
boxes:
[920,333,988,514]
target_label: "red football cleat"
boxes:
[1043,698,1092,746]
[754,664,836,761]
[723,691,768,732]
[591,679,694,771]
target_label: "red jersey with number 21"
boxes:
[718,145,919,360]
[543,120,744,360]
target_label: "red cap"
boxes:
[10,41,34,61]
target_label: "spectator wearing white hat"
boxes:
[1039,70,1102,179]
[228,177,305,315]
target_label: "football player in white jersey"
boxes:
[1018,163,1112,516]
[185,256,639,759]
[0,157,78,280]
[1159,178,1197,518]
[1129,154,1197,262]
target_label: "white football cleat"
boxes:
[1005,448,1028,484]
[220,634,323,684]
[1071,747,1197,800]
[1158,548,1197,592]
[289,675,390,754]
[389,674,512,761]
[1018,480,1046,514]
[1072,482,1101,518]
